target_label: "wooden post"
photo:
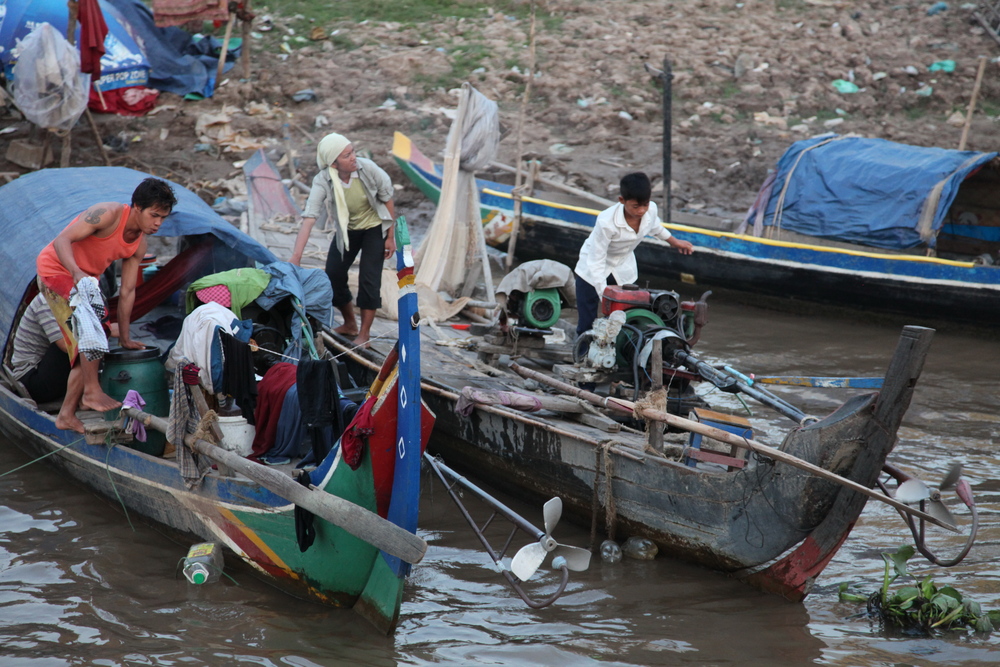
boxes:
[647,337,664,452]
[504,0,536,270]
[662,57,672,224]
[61,0,81,169]
[958,56,988,151]
[240,0,252,79]
[215,11,237,89]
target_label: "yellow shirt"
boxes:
[343,177,383,231]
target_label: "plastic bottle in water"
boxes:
[600,539,622,564]
[622,536,659,560]
[182,542,223,585]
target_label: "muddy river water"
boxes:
[2,294,998,666]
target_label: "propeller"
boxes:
[895,463,963,527]
[510,497,592,581]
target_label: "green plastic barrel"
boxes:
[100,347,169,456]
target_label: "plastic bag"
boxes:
[12,23,91,131]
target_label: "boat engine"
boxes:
[580,285,709,371]
[509,287,562,329]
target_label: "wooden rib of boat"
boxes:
[324,316,936,601]
[392,131,1000,326]
[0,167,428,633]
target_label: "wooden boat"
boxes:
[392,131,1000,327]
[323,307,946,601]
[0,167,428,633]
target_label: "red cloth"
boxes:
[340,395,376,470]
[107,240,213,324]
[249,363,298,461]
[89,86,161,116]
[78,0,108,78]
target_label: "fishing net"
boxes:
[413,83,499,297]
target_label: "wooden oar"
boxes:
[509,363,959,532]
[121,406,428,564]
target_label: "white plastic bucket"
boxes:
[216,415,256,456]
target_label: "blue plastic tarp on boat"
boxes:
[760,135,998,249]
[0,167,277,341]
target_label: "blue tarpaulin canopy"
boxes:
[0,0,150,91]
[0,167,278,342]
[760,135,998,249]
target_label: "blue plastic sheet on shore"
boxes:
[759,135,997,249]
[104,0,240,97]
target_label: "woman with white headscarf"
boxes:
[291,133,397,347]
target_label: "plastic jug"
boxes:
[182,542,224,585]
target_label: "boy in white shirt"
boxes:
[574,172,694,337]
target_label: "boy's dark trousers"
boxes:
[574,272,616,336]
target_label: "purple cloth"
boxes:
[123,389,147,442]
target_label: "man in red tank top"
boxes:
[35,178,177,433]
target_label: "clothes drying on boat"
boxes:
[249,362,298,461]
[219,330,256,425]
[186,267,270,319]
[166,301,239,393]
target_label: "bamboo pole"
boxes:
[121,406,428,564]
[505,0,537,270]
[215,11,237,90]
[509,362,959,532]
[489,161,614,208]
[958,56,988,151]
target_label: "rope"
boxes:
[600,440,617,541]
[0,436,85,478]
[102,431,137,533]
[192,410,220,445]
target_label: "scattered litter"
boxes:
[618,110,633,121]
[872,71,888,81]
[946,111,966,126]
[309,26,326,40]
[903,65,919,75]
[835,108,846,115]
[823,117,845,128]
[926,1,947,15]
[194,143,213,152]
[791,124,810,133]
[929,60,955,72]
[291,89,317,102]
[0,126,17,136]
[314,114,330,129]
[753,111,787,129]
[548,143,574,155]
[377,98,398,110]
[246,101,276,117]
[832,79,859,93]
[159,128,169,141]
[915,85,933,96]
[147,104,178,116]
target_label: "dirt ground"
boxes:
[2,0,998,225]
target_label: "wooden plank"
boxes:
[686,447,745,469]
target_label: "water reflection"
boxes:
[1,295,999,664]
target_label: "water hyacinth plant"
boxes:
[839,545,1000,635]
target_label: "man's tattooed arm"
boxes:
[84,207,107,225]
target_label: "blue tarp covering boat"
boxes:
[759,135,998,250]
[0,166,277,341]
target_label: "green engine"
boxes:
[521,288,561,329]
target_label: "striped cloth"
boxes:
[69,277,108,362]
